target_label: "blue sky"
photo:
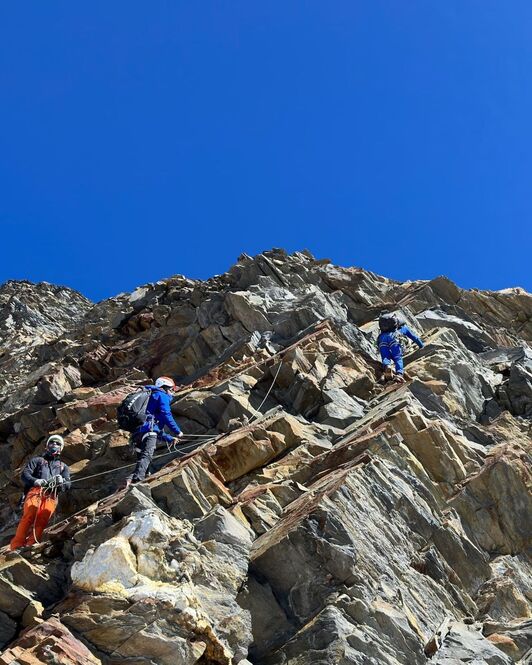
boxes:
[1,2,531,301]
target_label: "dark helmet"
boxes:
[379,312,400,332]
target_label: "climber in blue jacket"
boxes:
[125,376,183,486]
[377,313,424,382]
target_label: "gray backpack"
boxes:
[117,388,152,432]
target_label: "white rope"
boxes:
[52,349,292,489]
[41,434,225,535]
[29,330,338,542]
[31,488,44,545]
[247,361,283,425]
[28,353,295,540]
[67,358,285,488]
[68,435,219,485]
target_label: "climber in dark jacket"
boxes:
[377,313,424,382]
[10,435,71,550]
[125,376,183,486]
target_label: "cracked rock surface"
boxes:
[0,249,530,664]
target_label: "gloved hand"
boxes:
[34,479,46,487]
[55,475,64,484]
[176,431,183,439]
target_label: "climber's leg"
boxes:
[10,489,41,550]
[25,493,58,546]
[390,344,404,376]
[130,433,157,482]
[379,346,394,382]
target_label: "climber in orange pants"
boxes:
[10,487,58,549]
[10,435,71,550]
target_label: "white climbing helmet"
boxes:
[155,376,176,391]
[46,434,64,454]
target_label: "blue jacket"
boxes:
[377,325,424,351]
[136,386,182,442]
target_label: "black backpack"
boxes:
[117,388,152,432]
[379,313,399,332]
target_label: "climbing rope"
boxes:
[31,488,44,545]
[69,350,288,486]
[44,475,63,496]
[34,434,223,537]
[247,361,283,425]
[67,434,220,486]
[64,345,401,491]
[175,319,332,402]
[23,341,300,543]
[49,358,286,505]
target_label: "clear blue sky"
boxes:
[1,3,531,301]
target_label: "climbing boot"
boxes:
[383,366,394,382]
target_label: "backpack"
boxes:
[117,388,153,432]
[379,313,399,332]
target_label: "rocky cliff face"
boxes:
[0,249,530,665]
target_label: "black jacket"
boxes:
[21,455,71,492]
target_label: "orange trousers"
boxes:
[10,487,58,550]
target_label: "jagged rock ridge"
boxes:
[0,249,530,664]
